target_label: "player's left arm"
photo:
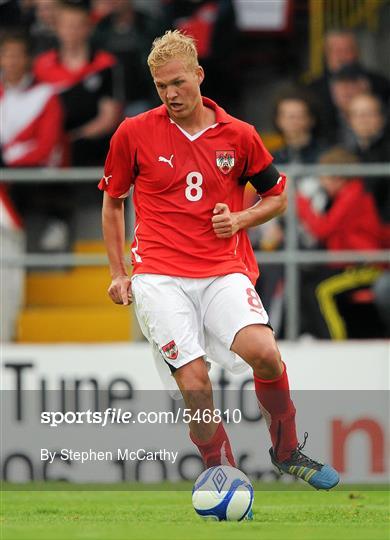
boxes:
[212,164,287,239]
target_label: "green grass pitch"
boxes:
[1,483,389,540]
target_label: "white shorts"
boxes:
[131,273,270,398]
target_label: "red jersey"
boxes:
[98,97,277,283]
[33,49,116,91]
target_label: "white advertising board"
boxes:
[2,341,389,484]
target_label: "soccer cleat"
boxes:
[269,432,340,490]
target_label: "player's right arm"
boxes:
[102,193,132,305]
[98,119,136,305]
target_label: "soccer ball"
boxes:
[192,465,254,521]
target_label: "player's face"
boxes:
[153,59,204,122]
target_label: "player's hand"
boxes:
[108,275,132,305]
[212,203,240,238]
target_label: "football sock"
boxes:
[254,361,298,462]
[190,422,236,468]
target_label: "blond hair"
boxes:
[147,30,199,75]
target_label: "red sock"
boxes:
[190,422,236,468]
[254,361,298,462]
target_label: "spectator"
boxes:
[328,64,371,146]
[307,29,390,130]
[0,31,64,167]
[347,93,390,158]
[273,88,326,164]
[29,0,59,55]
[91,0,159,116]
[90,0,114,24]
[253,89,328,335]
[33,0,122,166]
[272,90,328,228]
[0,31,71,251]
[346,92,390,224]
[163,0,239,110]
[297,147,385,339]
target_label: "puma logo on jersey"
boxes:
[158,154,174,168]
[103,175,112,185]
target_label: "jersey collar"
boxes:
[156,96,232,124]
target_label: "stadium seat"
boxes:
[16,241,137,343]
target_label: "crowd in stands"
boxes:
[0,0,389,338]
[0,0,240,167]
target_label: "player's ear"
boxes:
[197,66,205,86]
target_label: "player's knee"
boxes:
[175,362,210,392]
[247,343,281,377]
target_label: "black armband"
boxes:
[249,163,281,194]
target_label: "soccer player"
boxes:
[99,30,339,490]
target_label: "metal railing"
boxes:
[1,163,389,340]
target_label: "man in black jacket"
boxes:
[346,92,390,223]
[307,30,390,143]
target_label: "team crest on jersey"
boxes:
[216,150,235,174]
[161,340,178,361]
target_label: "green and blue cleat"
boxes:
[270,432,340,490]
